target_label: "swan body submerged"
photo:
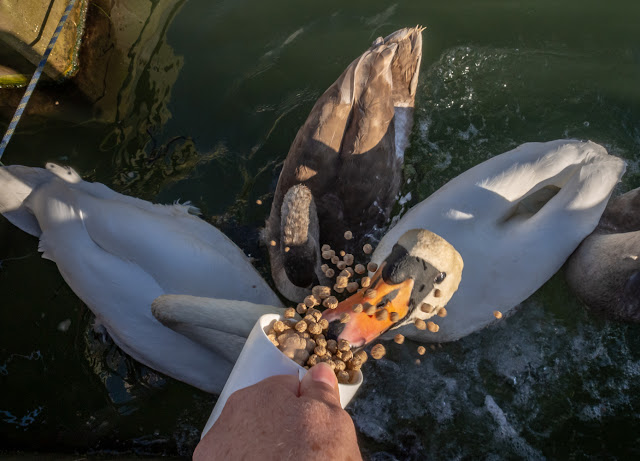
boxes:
[0,163,283,393]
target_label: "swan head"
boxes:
[323,229,463,347]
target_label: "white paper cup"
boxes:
[201,313,363,438]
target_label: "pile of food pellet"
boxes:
[265,309,366,384]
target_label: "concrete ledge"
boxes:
[0,0,88,86]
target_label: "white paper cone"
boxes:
[201,313,363,438]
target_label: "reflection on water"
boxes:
[1,0,640,457]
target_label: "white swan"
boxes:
[0,163,283,393]
[323,140,626,345]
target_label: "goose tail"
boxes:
[0,165,55,237]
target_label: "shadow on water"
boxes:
[1,0,640,458]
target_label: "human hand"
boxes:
[193,362,362,460]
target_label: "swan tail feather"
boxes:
[0,165,56,237]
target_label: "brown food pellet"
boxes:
[284,307,296,318]
[323,296,338,309]
[347,282,359,293]
[305,338,316,352]
[354,264,366,274]
[321,244,331,252]
[296,303,308,315]
[331,255,340,265]
[336,276,348,288]
[434,289,442,297]
[417,346,426,356]
[334,360,346,371]
[420,303,436,314]
[375,309,389,321]
[327,339,338,353]
[437,307,448,318]
[325,268,335,278]
[322,251,332,260]
[371,344,386,359]
[367,262,378,273]
[270,240,277,247]
[338,339,351,352]
[315,337,327,348]
[363,243,373,254]
[334,286,345,294]
[494,310,503,319]
[319,318,329,330]
[427,321,439,332]
[394,334,405,344]
[352,303,363,313]
[340,313,351,324]
[328,250,336,258]
[364,303,377,315]
[342,350,354,362]
[314,345,327,357]
[361,277,371,288]
[414,318,427,330]
[337,261,347,270]
[307,354,318,366]
[344,231,353,240]
[308,322,322,335]
[295,320,308,333]
[284,246,290,252]
[346,357,362,370]
[304,295,319,308]
[339,250,346,257]
[354,350,367,363]
[321,263,329,272]
[273,320,286,333]
[256,199,263,205]
[346,267,355,277]
[344,254,354,266]
[390,312,400,322]
[337,371,350,384]
[364,288,377,299]
[312,285,331,299]
[339,269,351,278]
[268,333,279,346]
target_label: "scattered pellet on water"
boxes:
[327,339,338,354]
[319,318,329,330]
[340,313,351,324]
[375,309,389,321]
[321,264,329,272]
[304,295,319,308]
[284,246,290,252]
[328,250,336,258]
[295,320,308,333]
[331,255,340,265]
[270,240,277,247]
[367,262,378,273]
[347,282,359,293]
[334,285,344,294]
[355,264,366,274]
[371,344,386,359]
[364,288,377,299]
[414,318,427,330]
[361,277,371,288]
[322,251,332,260]
[427,321,439,332]
[434,289,442,297]
[344,254,354,266]
[273,320,286,333]
[363,243,373,254]
[339,269,351,278]
[284,307,296,318]
[420,303,436,314]
[493,310,503,319]
[308,322,323,335]
[336,276,348,288]
[323,296,338,309]
[346,267,355,277]
[364,303,377,315]
[344,230,353,240]
[337,261,347,270]
[394,334,405,344]
[417,346,426,356]
[390,312,399,322]
[256,199,263,205]
[352,303,363,313]
[321,244,331,252]
[339,250,346,257]
[437,307,447,318]
[325,268,335,278]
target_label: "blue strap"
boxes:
[0,0,78,163]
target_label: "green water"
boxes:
[1,0,640,458]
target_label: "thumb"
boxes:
[299,362,341,406]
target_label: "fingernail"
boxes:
[310,362,337,388]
